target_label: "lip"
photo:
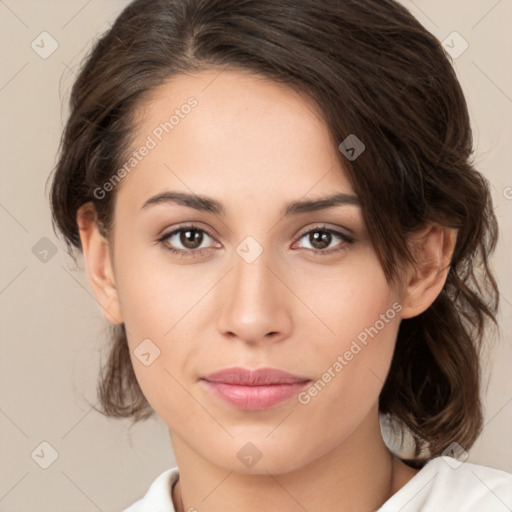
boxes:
[200,367,312,410]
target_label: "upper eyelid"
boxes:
[296,224,352,238]
[162,224,216,238]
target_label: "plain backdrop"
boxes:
[1,1,511,511]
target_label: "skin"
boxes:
[77,69,457,512]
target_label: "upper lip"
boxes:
[202,367,311,386]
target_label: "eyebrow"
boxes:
[141,191,360,217]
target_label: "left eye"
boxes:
[295,228,353,253]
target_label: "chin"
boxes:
[216,437,313,476]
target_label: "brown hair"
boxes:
[48,0,499,462]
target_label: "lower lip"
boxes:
[201,380,310,410]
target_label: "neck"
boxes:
[170,407,417,512]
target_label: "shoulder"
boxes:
[378,456,512,512]
[121,467,179,512]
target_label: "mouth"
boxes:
[200,367,312,410]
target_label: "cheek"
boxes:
[301,247,399,355]
[294,251,400,410]
[113,237,213,340]
[111,241,222,411]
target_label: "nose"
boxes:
[216,245,293,346]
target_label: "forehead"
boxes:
[115,68,355,212]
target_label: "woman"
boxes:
[48,0,512,510]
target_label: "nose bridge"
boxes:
[233,244,274,302]
[216,240,291,342]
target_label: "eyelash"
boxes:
[157,223,354,258]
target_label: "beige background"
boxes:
[1,1,511,510]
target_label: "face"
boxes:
[104,69,406,474]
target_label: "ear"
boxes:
[76,202,123,325]
[400,223,458,319]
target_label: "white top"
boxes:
[122,456,512,512]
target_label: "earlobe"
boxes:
[400,224,458,320]
[76,202,123,325]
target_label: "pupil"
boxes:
[311,231,330,249]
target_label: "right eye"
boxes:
[157,224,220,257]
